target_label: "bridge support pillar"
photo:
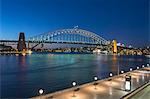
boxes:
[17,32,26,51]
[112,40,117,54]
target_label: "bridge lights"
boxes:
[15,54,19,56]
[29,28,108,47]
[28,50,32,54]
[22,53,26,56]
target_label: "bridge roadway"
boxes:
[0,40,103,45]
[0,40,132,49]
[31,67,150,99]
[0,40,105,50]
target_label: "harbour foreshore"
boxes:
[31,67,150,99]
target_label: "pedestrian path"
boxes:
[129,83,150,99]
[32,67,150,99]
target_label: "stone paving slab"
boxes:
[129,84,150,99]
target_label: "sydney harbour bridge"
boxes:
[0,27,110,51]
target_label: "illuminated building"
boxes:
[112,40,117,54]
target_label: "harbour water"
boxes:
[1,53,149,98]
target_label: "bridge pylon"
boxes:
[17,32,26,51]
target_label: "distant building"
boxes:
[0,44,13,51]
[17,32,26,51]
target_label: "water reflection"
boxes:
[0,53,149,98]
[112,55,118,73]
[18,55,26,68]
[17,55,27,86]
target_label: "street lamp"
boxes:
[109,73,113,77]
[72,81,77,87]
[121,70,124,74]
[72,81,77,97]
[94,76,98,81]
[137,67,139,69]
[142,65,144,68]
[130,68,132,71]
[109,73,113,86]
[121,71,125,80]
[147,64,149,67]
[39,89,44,95]
[38,88,44,99]
[94,76,98,89]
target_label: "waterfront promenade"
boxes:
[32,67,150,99]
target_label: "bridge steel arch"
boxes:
[29,28,108,45]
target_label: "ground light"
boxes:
[93,76,98,89]
[72,81,77,97]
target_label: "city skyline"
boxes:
[1,0,149,47]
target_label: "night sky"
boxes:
[1,0,149,47]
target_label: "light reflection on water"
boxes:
[0,53,149,98]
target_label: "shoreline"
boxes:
[31,67,150,99]
[0,51,149,56]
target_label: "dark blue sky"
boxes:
[1,0,149,47]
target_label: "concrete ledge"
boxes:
[31,67,149,99]
[121,81,150,99]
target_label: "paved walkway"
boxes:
[130,84,150,99]
[32,67,150,99]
